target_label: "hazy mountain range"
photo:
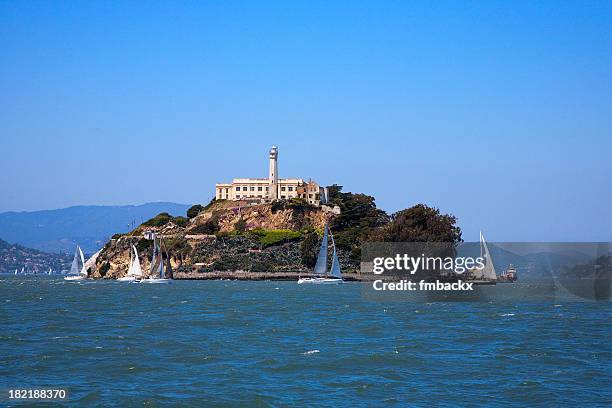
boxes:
[0,202,191,254]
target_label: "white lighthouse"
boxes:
[268,145,279,200]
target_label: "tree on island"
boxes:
[234,218,247,234]
[300,232,319,268]
[187,204,204,219]
[325,185,462,261]
[381,204,462,244]
[325,185,389,246]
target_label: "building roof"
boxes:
[232,178,270,183]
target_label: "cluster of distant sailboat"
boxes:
[117,235,172,283]
[62,235,173,283]
[14,266,56,275]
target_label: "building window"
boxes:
[281,187,286,191]
[250,186,255,191]
[266,187,269,191]
[281,195,286,199]
[236,187,241,191]
[258,186,262,191]
[288,186,293,191]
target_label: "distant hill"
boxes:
[0,202,191,254]
[0,238,71,273]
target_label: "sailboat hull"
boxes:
[298,277,343,285]
[64,275,86,281]
[471,280,496,286]
[140,278,171,284]
[117,276,137,282]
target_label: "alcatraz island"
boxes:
[90,146,462,280]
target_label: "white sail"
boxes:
[479,231,497,280]
[329,233,342,279]
[69,247,81,275]
[78,246,87,276]
[84,250,101,273]
[314,225,329,275]
[128,245,143,278]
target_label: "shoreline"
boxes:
[172,271,370,281]
[170,272,477,282]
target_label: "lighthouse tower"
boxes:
[268,145,278,200]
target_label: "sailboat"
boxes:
[14,268,18,275]
[298,224,343,284]
[64,246,87,281]
[140,237,171,283]
[469,231,497,285]
[162,239,173,280]
[118,245,143,282]
[48,267,52,275]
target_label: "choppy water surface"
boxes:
[1,277,610,407]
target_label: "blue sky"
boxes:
[1,1,610,241]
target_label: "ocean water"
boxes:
[1,276,610,407]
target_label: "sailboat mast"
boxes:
[329,231,342,279]
[159,239,165,279]
[150,236,158,277]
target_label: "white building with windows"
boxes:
[215,146,326,206]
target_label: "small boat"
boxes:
[118,245,143,282]
[498,264,518,283]
[64,246,87,281]
[14,269,17,275]
[140,236,171,283]
[298,224,343,284]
